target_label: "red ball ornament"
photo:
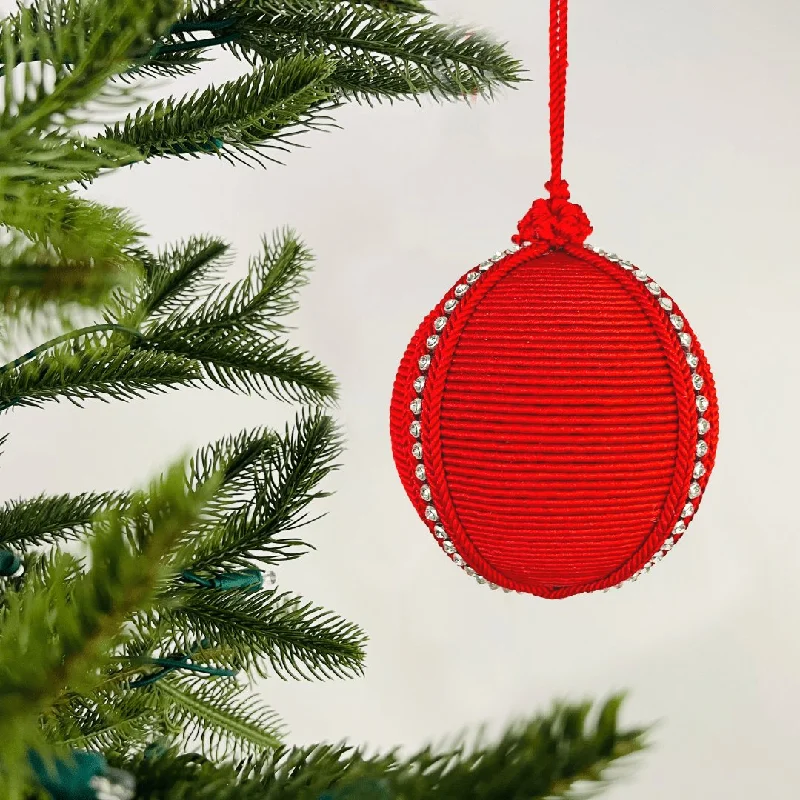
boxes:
[388,0,719,598]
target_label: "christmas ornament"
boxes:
[389,0,718,598]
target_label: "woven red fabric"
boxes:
[389,246,718,597]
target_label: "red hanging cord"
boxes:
[513,0,592,248]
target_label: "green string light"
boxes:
[129,641,237,688]
[0,549,21,576]
[181,568,265,591]
[27,749,135,800]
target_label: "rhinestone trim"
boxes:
[585,244,712,589]
[409,243,519,592]
[408,241,711,595]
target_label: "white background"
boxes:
[3,1,800,796]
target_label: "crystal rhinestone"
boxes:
[443,540,456,554]
[488,582,499,590]
[696,395,709,413]
[410,398,422,415]
[696,440,709,457]
[659,296,674,311]
[434,524,447,539]
[607,253,620,261]
[466,271,480,284]
[673,520,687,536]
[503,587,513,593]
[597,249,607,256]
[686,353,699,369]
[426,335,440,349]
[619,261,634,270]
[688,482,702,499]
[475,575,487,584]
[433,316,447,332]
[679,332,692,349]
[418,354,431,370]
[698,418,711,435]
[506,244,520,253]
[443,299,458,313]
[415,464,426,481]
[651,551,664,562]
[479,260,493,271]
[412,442,423,459]
[420,484,432,501]
[453,554,465,567]
[465,567,476,577]
[662,536,674,551]
[454,284,469,298]
[693,462,706,479]
[670,314,684,330]
[425,506,439,521]
[413,376,425,393]
[409,421,421,438]
[634,270,649,281]
[490,251,504,261]
[647,282,662,295]
[681,502,695,518]
[692,373,704,391]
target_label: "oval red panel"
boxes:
[389,243,719,598]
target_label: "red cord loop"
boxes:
[514,0,592,249]
[512,180,592,247]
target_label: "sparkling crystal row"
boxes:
[408,242,712,594]
[588,246,712,590]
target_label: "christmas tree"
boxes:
[0,1,649,797]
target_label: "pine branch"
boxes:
[158,587,367,680]
[146,326,338,405]
[153,676,284,760]
[111,696,648,800]
[148,229,313,337]
[0,341,200,413]
[41,690,160,753]
[132,236,232,323]
[103,54,337,164]
[0,491,127,548]
[182,410,342,572]
[188,1,524,103]
[1,189,145,289]
[0,461,218,789]
[0,0,183,135]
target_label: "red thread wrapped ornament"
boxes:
[388,0,718,598]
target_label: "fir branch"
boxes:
[0,342,200,413]
[0,461,218,784]
[200,1,524,103]
[0,491,127,548]
[0,246,134,318]
[148,229,313,337]
[133,236,232,323]
[182,411,342,571]
[41,690,160,753]
[112,696,648,800]
[104,54,337,164]
[0,0,183,134]
[0,188,145,298]
[153,676,284,760]
[158,587,367,680]
[145,326,338,405]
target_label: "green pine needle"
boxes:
[153,676,284,760]
[104,53,338,164]
[0,491,128,548]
